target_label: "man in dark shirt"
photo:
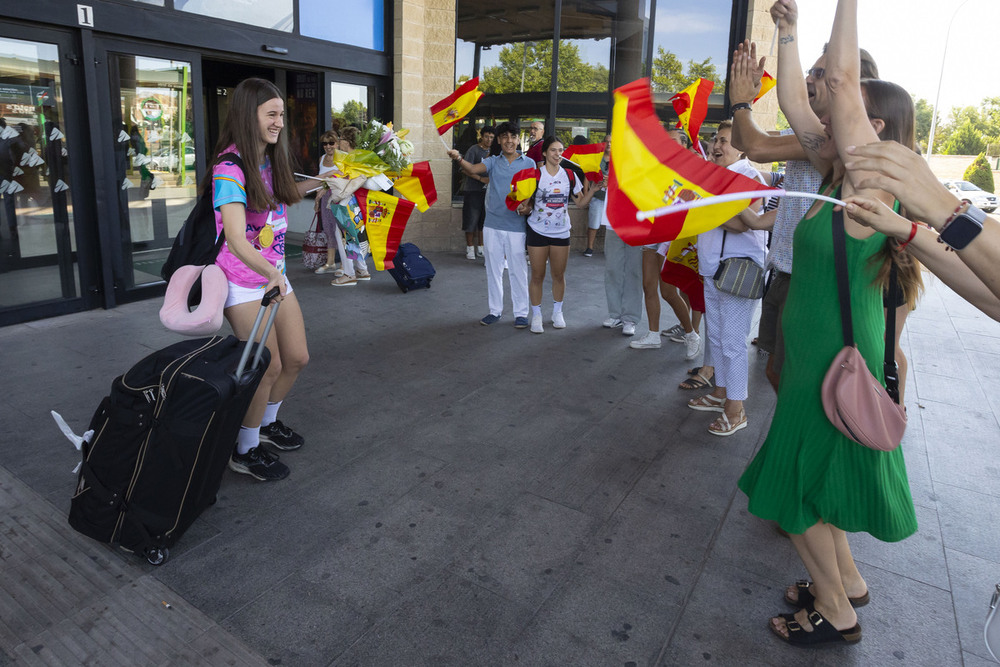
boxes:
[460,126,494,259]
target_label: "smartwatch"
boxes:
[939,203,987,250]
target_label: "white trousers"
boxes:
[703,279,756,401]
[483,226,529,318]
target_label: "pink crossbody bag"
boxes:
[820,208,907,451]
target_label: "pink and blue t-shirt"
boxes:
[212,146,288,288]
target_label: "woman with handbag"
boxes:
[312,130,341,275]
[737,0,923,647]
[686,120,768,436]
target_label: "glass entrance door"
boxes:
[0,32,82,313]
[108,53,197,291]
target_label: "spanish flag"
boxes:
[391,161,437,212]
[561,143,606,182]
[606,79,773,246]
[505,168,539,211]
[753,71,776,103]
[430,78,484,136]
[671,78,713,156]
[355,189,416,270]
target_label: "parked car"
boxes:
[149,145,196,172]
[941,180,997,213]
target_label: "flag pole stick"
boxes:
[635,190,847,221]
[770,25,779,54]
[429,106,454,152]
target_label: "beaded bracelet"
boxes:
[938,201,969,235]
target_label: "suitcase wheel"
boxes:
[145,547,169,566]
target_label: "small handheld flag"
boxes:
[671,78,713,157]
[606,78,775,246]
[753,71,776,103]
[355,189,416,271]
[561,143,606,182]
[430,78,484,136]
[505,168,539,211]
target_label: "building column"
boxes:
[394,0,459,251]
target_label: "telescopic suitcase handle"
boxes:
[234,286,281,378]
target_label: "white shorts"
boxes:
[225,277,293,309]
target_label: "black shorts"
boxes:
[526,225,570,247]
[461,191,486,233]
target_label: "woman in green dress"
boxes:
[737,0,923,647]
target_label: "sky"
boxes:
[795,0,1000,116]
[458,0,1000,123]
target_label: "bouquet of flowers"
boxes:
[354,120,414,173]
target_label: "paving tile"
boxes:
[449,494,597,609]
[919,400,1000,494]
[944,548,1000,664]
[936,483,1000,562]
[850,502,949,590]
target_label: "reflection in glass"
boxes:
[301,0,385,51]
[0,36,78,308]
[651,0,732,95]
[479,41,553,94]
[330,82,370,128]
[112,55,195,288]
[175,0,292,32]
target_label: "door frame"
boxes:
[0,22,103,326]
[91,37,205,307]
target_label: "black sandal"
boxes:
[770,609,862,647]
[679,370,713,391]
[784,580,870,609]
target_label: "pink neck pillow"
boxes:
[159,264,228,336]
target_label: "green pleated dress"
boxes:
[738,198,917,542]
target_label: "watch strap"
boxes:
[939,204,986,250]
[731,102,752,113]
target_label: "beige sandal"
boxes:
[709,409,747,436]
[688,394,725,412]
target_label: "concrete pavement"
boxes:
[1,249,999,666]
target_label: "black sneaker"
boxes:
[229,446,289,481]
[583,247,594,257]
[259,419,304,451]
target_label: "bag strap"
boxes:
[831,207,854,347]
[883,261,901,403]
[209,151,244,256]
[719,230,727,260]
[832,206,901,404]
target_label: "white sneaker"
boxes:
[530,313,544,334]
[622,321,636,336]
[466,247,476,260]
[552,311,566,329]
[684,331,702,359]
[603,317,624,328]
[629,331,661,349]
[476,246,484,257]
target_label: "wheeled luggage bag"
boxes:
[387,242,435,293]
[67,289,280,565]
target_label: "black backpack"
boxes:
[160,151,243,285]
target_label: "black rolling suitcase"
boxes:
[387,242,435,293]
[64,289,280,565]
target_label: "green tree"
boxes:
[480,41,609,94]
[650,47,724,95]
[963,153,995,193]
[333,99,367,126]
[913,97,936,153]
[943,118,986,156]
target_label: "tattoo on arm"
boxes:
[800,133,826,153]
[779,35,795,45]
